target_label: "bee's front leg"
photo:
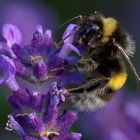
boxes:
[48,58,98,74]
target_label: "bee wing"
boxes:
[112,38,140,83]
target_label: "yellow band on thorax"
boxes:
[101,17,118,43]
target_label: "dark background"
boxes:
[0,0,140,139]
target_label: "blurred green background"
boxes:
[0,0,140,139]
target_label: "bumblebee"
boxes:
[52,12,140,111]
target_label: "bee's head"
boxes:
[78,20,102,47]
[76,14,118,48]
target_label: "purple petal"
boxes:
[12,44,30,64]
[58,24,80,59]
[33,62,47,79]
[15,113,44,134]
[2,23,22,47]
[57,111,78,131]
[58,43,80,59]
[33,58,47,79]
[36,25,43,34]
[31,25,54,52]
[62,24,78,42]
[47,53,64,68]
[6,115,25,137]
[0,54,15,70]
[32,25,44,46]
[5,75,19,91]
[43,94,59,125]
[0,55,19,91]
[39,136,49,140]
[0,43,16,58]
[14,59,29,78]
[13,88,30,105]
[7,94,21,110]
[45,29,52,39]
[27,113,45,133]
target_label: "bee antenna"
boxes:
[58,15,83,30]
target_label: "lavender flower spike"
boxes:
[0,54,19,91]
[1,24,22,58]
[58,24,80,59]
[0,23,82,140]
[2,23,22,47]
[43,82,67,125]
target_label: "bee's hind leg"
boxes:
[68,79,113,111]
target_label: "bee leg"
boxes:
[48,58,98,74]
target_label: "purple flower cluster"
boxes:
[0,23,82,140]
